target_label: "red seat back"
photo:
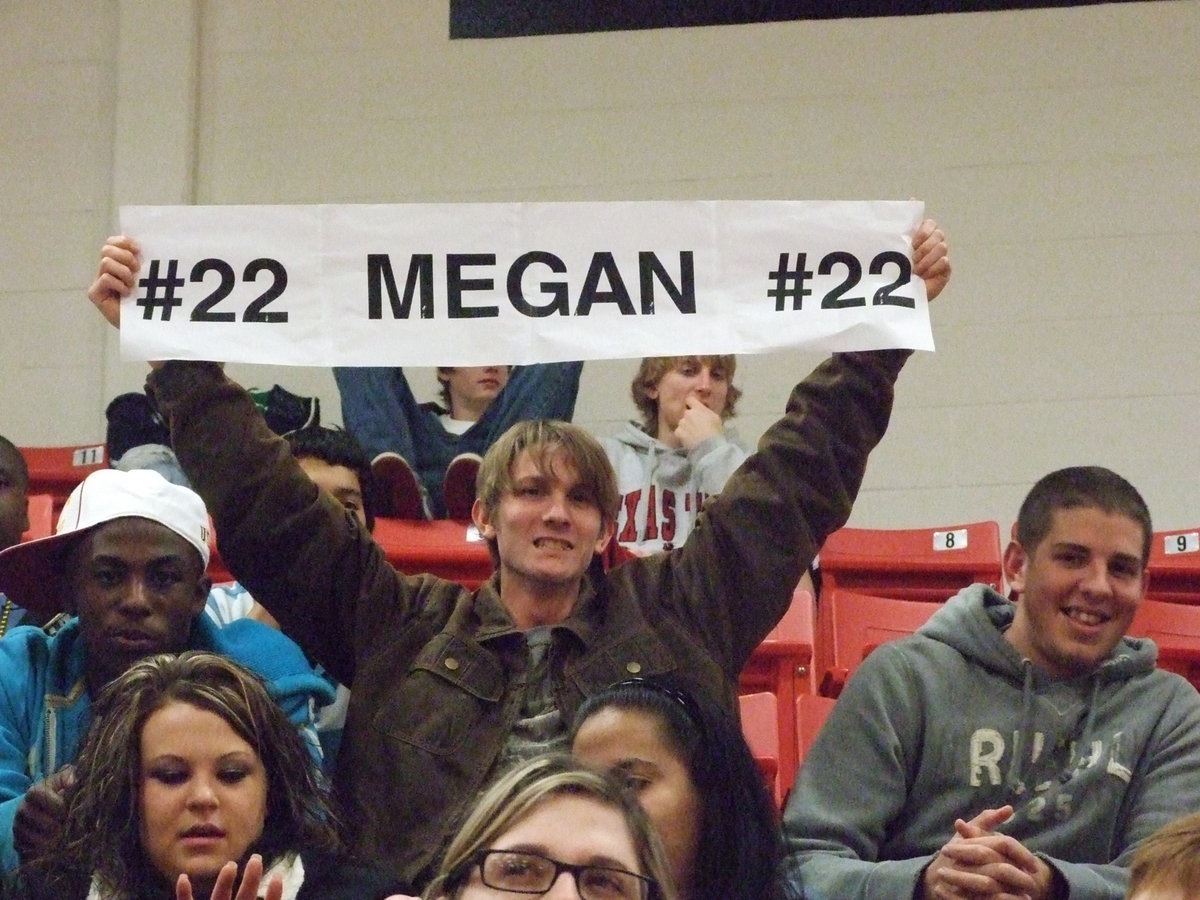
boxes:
[1146,529,1200,605]
[20,494,54,543]
[370,518,496,589]
[738,586,816,798]
[795,693,837,775]
[817,521,1002,683]
[738,691,782,807]
[820,588,944,697]
[1129,597,1200,690]
[20,444,108,520]
[820,521,1004,601]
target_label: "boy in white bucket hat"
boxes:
[0,468,333,874]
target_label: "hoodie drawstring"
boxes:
[1006,659,1036,792]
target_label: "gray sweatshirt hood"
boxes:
[919,584,1158,791]
[919,583,1158,683]
[607,421,743,489]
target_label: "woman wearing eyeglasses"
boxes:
[570,678,784,900]
[421,754,676,900]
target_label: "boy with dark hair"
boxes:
[286,424,378,533]
[783,465,1200,900]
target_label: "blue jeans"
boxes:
[334,362,584,517]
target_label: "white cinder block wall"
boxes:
[2,0,1196,535]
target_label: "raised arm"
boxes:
[475,361,585,442]
[639,218,949,674]
[83,239,427,687]
[87,235,140,329]
[333,367,422,462]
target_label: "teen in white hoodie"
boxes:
[599,355,745,554]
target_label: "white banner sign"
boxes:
[119,201,933,366]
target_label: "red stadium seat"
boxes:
[1146,528,1200,605]
[20,444,108,520]
[20,494,54,543]
[817,521,1003,681]
[819,521,1004,601]
[795,693,837,774]
[739,586,816,796]
[371,517,496,589]
[1129,598,1200,691]
[818,588,944,697]
[738,691,782,806]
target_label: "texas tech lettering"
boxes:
[616,487,709,551]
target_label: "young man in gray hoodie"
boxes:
[782,466,1200,900]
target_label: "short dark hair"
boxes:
[571,676,783,900]
[0,434,29,490]
[31,652,340,900]
[1015,466,1153,564]
[285,425,377,531]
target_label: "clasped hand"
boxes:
[921,806,1057,900]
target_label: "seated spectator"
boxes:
[597,358,819,597]
[0,468,332,873]
[0,435,38,635]
[334,362,583,520]
[600,355,745,554]
[571,677,783,900]
[286,424,377,532]
[15,651,400,900]
[421,753,676,900]
[1127,811,1200,900]
[86,219,949,891]
[205,423,379,628]
[781,466,1200,900]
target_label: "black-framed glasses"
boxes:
[473,849,655,900]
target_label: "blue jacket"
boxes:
[0,615,334,872]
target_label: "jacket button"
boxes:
[625,661,642,674]
[444,657,460,671]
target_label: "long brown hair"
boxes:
[28,651,340,900]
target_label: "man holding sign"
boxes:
[87,217,948,892]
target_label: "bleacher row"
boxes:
[17,445,1200,809]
